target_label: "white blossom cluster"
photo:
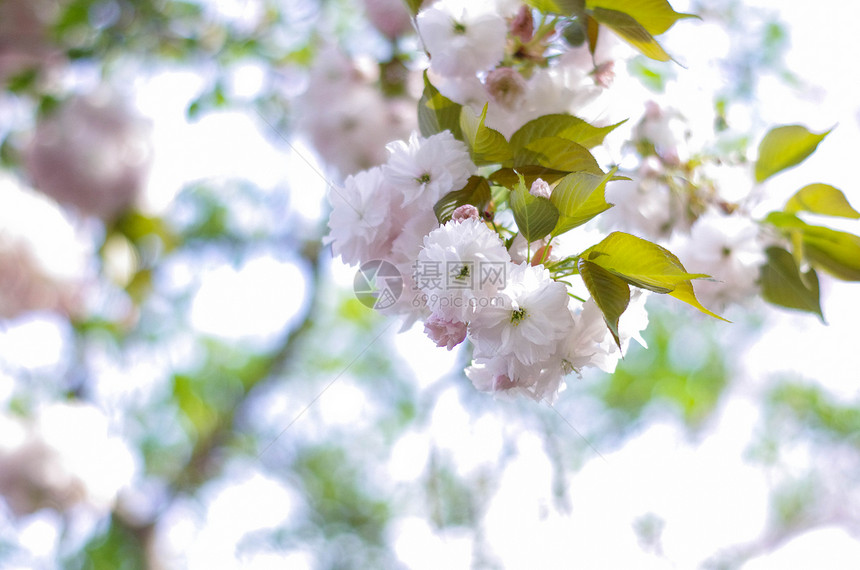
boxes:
[328,129,648,402]
[603,101,769,310]
[416,0,624,138]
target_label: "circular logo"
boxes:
[353,260,403,310]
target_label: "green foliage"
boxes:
[585,0,696,36]
[418,72,463,140]
[768,382,860,443]
[525,0,586,14]
[764,212,860,282]
[434,176,492,223]
[459,104,513,165]
[785,184,860,219]
[490,165,570,189]
[801,225,860,281]
[577,232,724,335]
[754,125,831,183]
[550,168,616,235]
[578,259,630,346]
[588,8,671,61]
[510,174,560,242]
[510,114,625,153]
[515,137,603,172]
[627,56,674,92]
[402,0,425,15]
[591,309,729,428]
[759,246,824,319]
[75,515,146,570]
[580,232,709,294]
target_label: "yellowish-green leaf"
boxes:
[586,0,697,35]
[515,137,603,173]
[418,72,463,140]
[760,246,824,319]
[668,280,729,321]
[785,183,860,219]
[802,226,860,281]
[589,7,671,61]
[754,125,831,183]
[510,114,626,153]
[550,168,616,235]
[525,0,585,13]
[434,176,492,224]
[460,103,514,166]
[578,258,630,348]
[402,0,423,15]
[581,231,709,293]
[489,166,570,189]
[510,174,560,242]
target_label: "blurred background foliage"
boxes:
[0,0,858,568]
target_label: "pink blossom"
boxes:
[452,204,480,222]
[424,313,468,350]
[24,90,152,221]
[529,178,551,199]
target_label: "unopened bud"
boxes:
[529,178,551,199]
[452,204,480,222]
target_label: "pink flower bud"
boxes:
[484,67,528,112]
[529,178,551,199]
[510,5,534,43]
[424,313,467,350]
[452,204,480,222]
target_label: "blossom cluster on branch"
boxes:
[322,0,860,402]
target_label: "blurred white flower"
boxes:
[0,0,62,85]
[362,0,413,39]
[24,90,152,222]
[417,0,507,78]
[673,211,766,309]
[297,46,416,177]
[0,403,136,516]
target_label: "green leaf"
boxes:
[763,213,860,281]
[460,104,514,166]
[402,0,424,15]
[418,72,463,140]
[515,136,603,173]
[434,176,492,224]
[525,0,585,14]
[578,258,630,348]
[586,0,697,35]
[510,174,560,242]
[754,125,831,183]
[490,166,570,189]
[802,226,860,281]
[510,114,625,153]
[668,280,729,321]
[589,7,671,61]
[760,246,824,319]
[581,231,709,293]
[785,184,860,219]
[550,168,616,235]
